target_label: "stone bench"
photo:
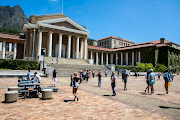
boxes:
[8,87,19,91]
[5,91,19,103]
[42,89,53,100]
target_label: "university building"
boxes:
[0,13,180,70]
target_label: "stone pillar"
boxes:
[48,31,53,57]
[121,52,123,65]
[13,43,17,60]
[126,53,128,65]
[9,43,12,52]
[116,53,118,65]
[132,52,134,66]
[96,52,98,65]
[80,40,83,59]
[106,53,108,65]
[90,51,93,59]
[58,33,63,58]
[38,30,42,56]
[84,38,87,60]
[101,53,103,65]
[2,41,6,59]
[76,36,80,59]
[67,35,72,58]
[110,54,113,64]
[0,42,2,51]
[138,51,141,63]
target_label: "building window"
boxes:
[107,41,109,44]
[114,41,116,44]
[100,42,101,46]
[105,41,106,45]
[119,42,121,45]
[6,43,9,51]
[102,42,103,46]
[126,43,127,46]
[124,43,125,46]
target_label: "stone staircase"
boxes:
[46,58,112,77]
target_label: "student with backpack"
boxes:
[149,69,155,95]
[122,69,128,91]
[164,70,171,96]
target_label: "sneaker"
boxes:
[165,94,169,96]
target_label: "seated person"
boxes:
[32,72,42,83]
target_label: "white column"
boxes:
[67,35,72,58]
[76,36,80,59]
[101,53,103,65]
[13,43,17,59]
[84,38,87,60]
[2,41,6,59]
[116,53,118,65]
[90,51,93,59]
[48,31,53,57]
[106,53,108,65]
[37,30,42,56]
[132,52,134,66]
[80,40,83,59]
[138,51,141,63]
[96,52,98,65]
[126,53,128,65]
[58,33,63,58]
[9,43,12,52]
[110,54,113,64]
[0,42,2,51]
[121,52,123,65]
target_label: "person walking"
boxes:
[122,69,128,91]
[52,69,57,87]
[85,70,89,83]
[97,70,102,87]
[71,72,80,101]
[157,73,161,81]
[105,70,108,77]
[117,70,120,78]
[27,70,31,80]
[134,71,138,78]
[163,70,171,96]
[88,70,91,78]
[83,70,86,81]
[79,70,83,83]
[170,72,175,82]
[145,71,150,93]
[111,71,116,96]
[92,70,95,78]
[149,69,155,95]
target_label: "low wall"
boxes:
[0,70,44,77]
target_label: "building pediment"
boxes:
[24,17,90,36]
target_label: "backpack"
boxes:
[164,72,171,82]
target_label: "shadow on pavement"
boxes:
[64,100,74,102]
[157,94,165,95]
[93,86,99,87]
[159,106,180,109]
[139,92,148,95]
[103,95,111,96]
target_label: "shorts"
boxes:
[146,81,150,85]
[150,80,154,85]
[164,80,168,87]
[123,79,127,83]
[73,82,79,88]
[53,78,57,82]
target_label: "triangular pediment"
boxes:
[51,21,80,30]
[37,17,89,33]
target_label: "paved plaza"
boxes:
[0,75,180,120]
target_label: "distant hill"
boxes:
[0,5,28,34]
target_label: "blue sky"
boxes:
[1,0,180,44]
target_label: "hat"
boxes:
[149,69,153,72]
[74,72,78,74]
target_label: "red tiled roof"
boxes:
[88,45,112,51]
[97,36,134,43]
[0,33,20,39]
[112,44,156,51]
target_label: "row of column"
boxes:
[90,51,141,65]
[37,30,87,59]
[0,41,17,59]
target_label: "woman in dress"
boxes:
[71,72,80,101]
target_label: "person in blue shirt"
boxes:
[149,69,155,95]
[164,70,171,96]
[27,70,31,80]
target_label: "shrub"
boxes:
[154,63,167,72]
[0,59,39,70]
[115,65,137,71]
